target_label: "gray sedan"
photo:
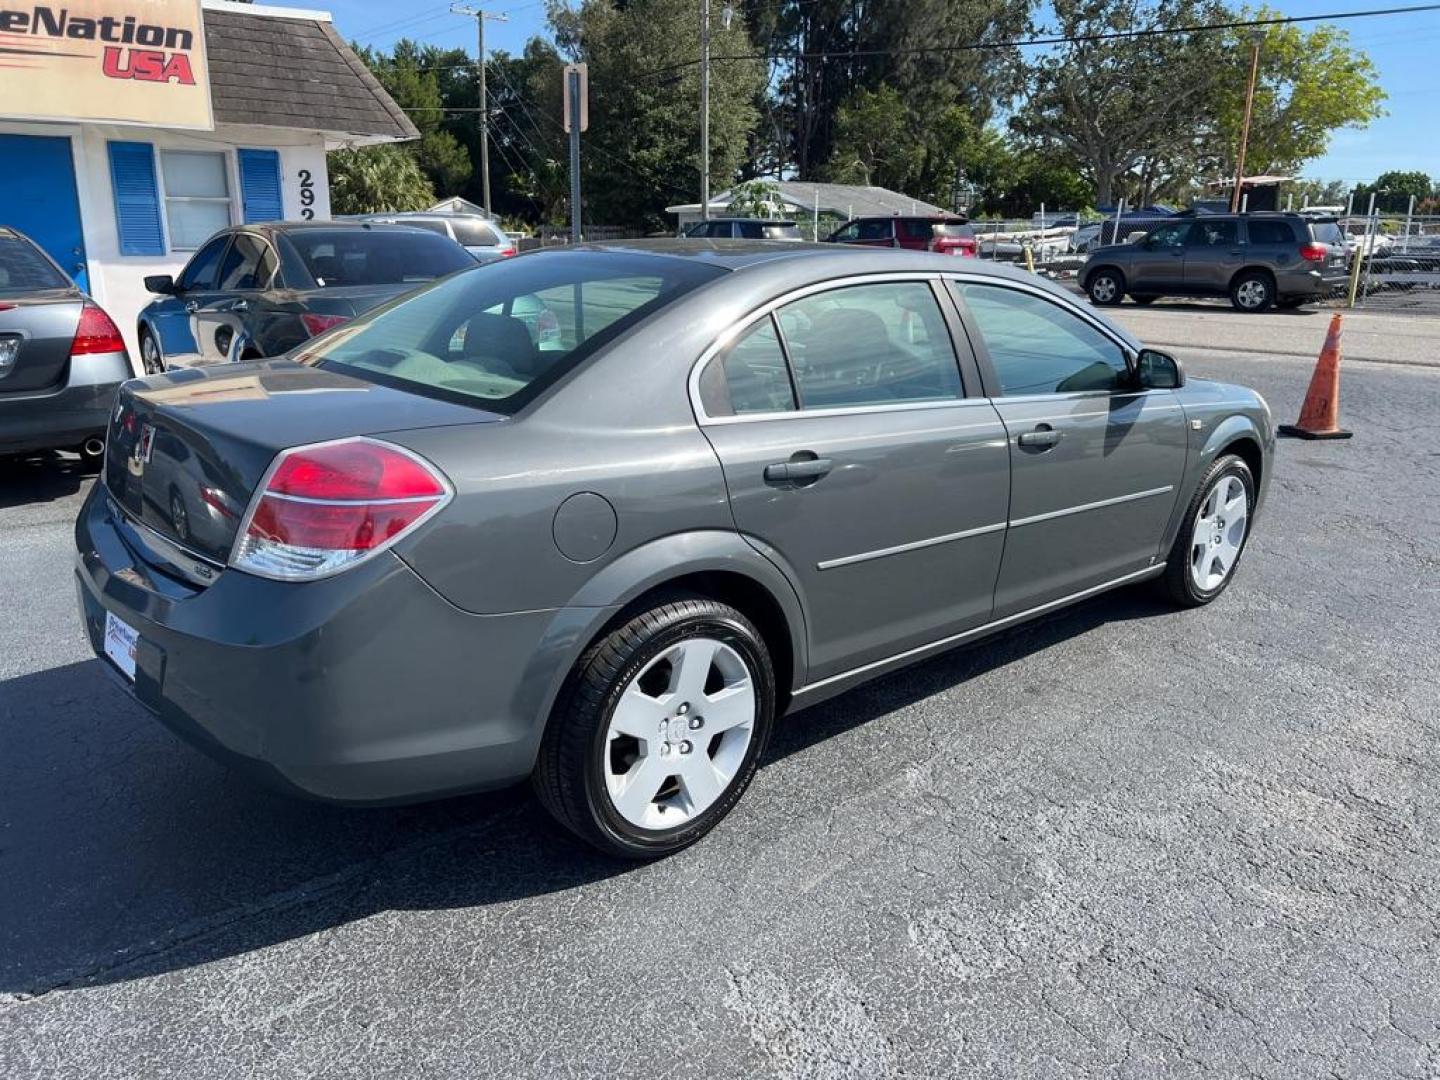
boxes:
[75,242,1273,857]
[0,226,131,464]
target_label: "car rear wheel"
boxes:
[533,594,776,858]
[1230,272,1274,313]
[1087,269,1124,306]
[139,329,165,375]
[1161,454,1255,607]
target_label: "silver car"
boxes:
[76,242,1273,858]
[352,212,516,263]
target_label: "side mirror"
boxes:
[144,274,176,295]
[1135,348,1185,389]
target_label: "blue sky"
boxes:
[322,0,1440,182]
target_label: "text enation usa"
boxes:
[0,5,197,83]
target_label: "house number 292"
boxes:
[298,169,316,220]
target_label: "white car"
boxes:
[353,212,516,263]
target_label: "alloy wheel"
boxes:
[603,637,756,830]
[1189,474,1248,591]
[1236,279,1268,310]
[1090,275,1118,303]
[141,334,164,375]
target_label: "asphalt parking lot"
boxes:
[2,321,1439,1078]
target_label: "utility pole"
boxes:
[452,5,508,216]
[1230,31,1264,213]
[698,3,733,222]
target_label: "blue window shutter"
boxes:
[107,141,164,256]
[238,149,283,223]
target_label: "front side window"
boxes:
[957,283,1129,396]
[299,250,722,413]
[1144,222,1192,248]
[161,150,232,250]
[776,282,961,409]
[217,235,276,290]
[854,219,893,242]
[177,235,229,291]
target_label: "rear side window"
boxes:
[0,235,68,292]
[217,235,277,290]
[763,224,801,240]
[699,316,796,416]
[1188,220,1238,247]
[958,283,1129,396]
[450,219,502,246]
[897,219,933,241]
[1247,220,1296,245]
[300,250,722,414]
[287,230,472,287]
[778,282,961,409]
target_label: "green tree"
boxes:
[551,0,766,230]
[327,144,435,214]
[358,41,473,199]
[825,86,927,191]
[1212,10,1386,178]
[726,178,782,217]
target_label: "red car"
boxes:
[825,215,977,257]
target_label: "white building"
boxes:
[0,0,417,369]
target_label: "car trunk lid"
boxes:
[0,291,83,394]
[104,358,501,565]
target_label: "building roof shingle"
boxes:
[204,7,418,142]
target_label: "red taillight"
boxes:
[71,302,125,356]
[498,246,517,258]
[231,438,451,580]
[300,312,349,338]
[1300,242,1328,262]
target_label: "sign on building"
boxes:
[0,0,213,129]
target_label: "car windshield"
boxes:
[286,229,473,287]
[0,235,68,293]
[298,250,724,414]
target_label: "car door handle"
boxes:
[1017,427,1062,449]
[184,300,200,314]
[231,299,249,313]
[764,457,833,483]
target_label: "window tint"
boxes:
[217,235,275,290]
[1145,222,1192,248]
[897,219,934,240]
[854,219,892,242]
[450,218,501,246]
[1187,219,1238,246]
[830,223,860,242]
[0,235,68,292]
[178,236,229,291]
[1248,220,1296,245]
[699,316,796,416]
[736,220,764,239]
[301,251,721,413]
[287,230,473,287]
[958,284,1129,396]
[777,282,961,409]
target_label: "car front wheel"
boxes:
[534,594,776,858]
[1087,269,1124,306]
[139,328,165,375]
[1161,454,1256,607]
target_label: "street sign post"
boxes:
[565,64,587,243]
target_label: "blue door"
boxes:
[0,135,89,291]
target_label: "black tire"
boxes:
[1087,268,1124,306]
[1131,294,1159,305]
[1229,271,1275,313]
[138,328,165,374]
[1161,454,1256,607]
[533,594,776,859]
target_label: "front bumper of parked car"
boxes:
[74,483,566,804]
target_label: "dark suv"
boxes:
[826,216,977,257]
[1082,213,1348,312]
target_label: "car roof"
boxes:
[698,217,798,224]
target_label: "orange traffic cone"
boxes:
[1278,312,1352,440]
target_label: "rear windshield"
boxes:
[1307,220,1344,246]
[286,229,473,287]
[0,235,68,293]
[298,250,724,414]
[934,223,976,239]
[450,218,502,246]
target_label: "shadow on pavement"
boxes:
[0,452,97,509]
[0,587,1169,997]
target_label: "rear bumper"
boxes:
[1279,267,1349,297]
[74,484,584,804]
[0,352,129,454]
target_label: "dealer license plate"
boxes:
[104,610,138,681]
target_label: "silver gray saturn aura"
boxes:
[75,242,1273,857]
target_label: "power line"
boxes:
[629,2,1440,80]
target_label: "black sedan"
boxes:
[136,221,476,371]
[0,226,131,465]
